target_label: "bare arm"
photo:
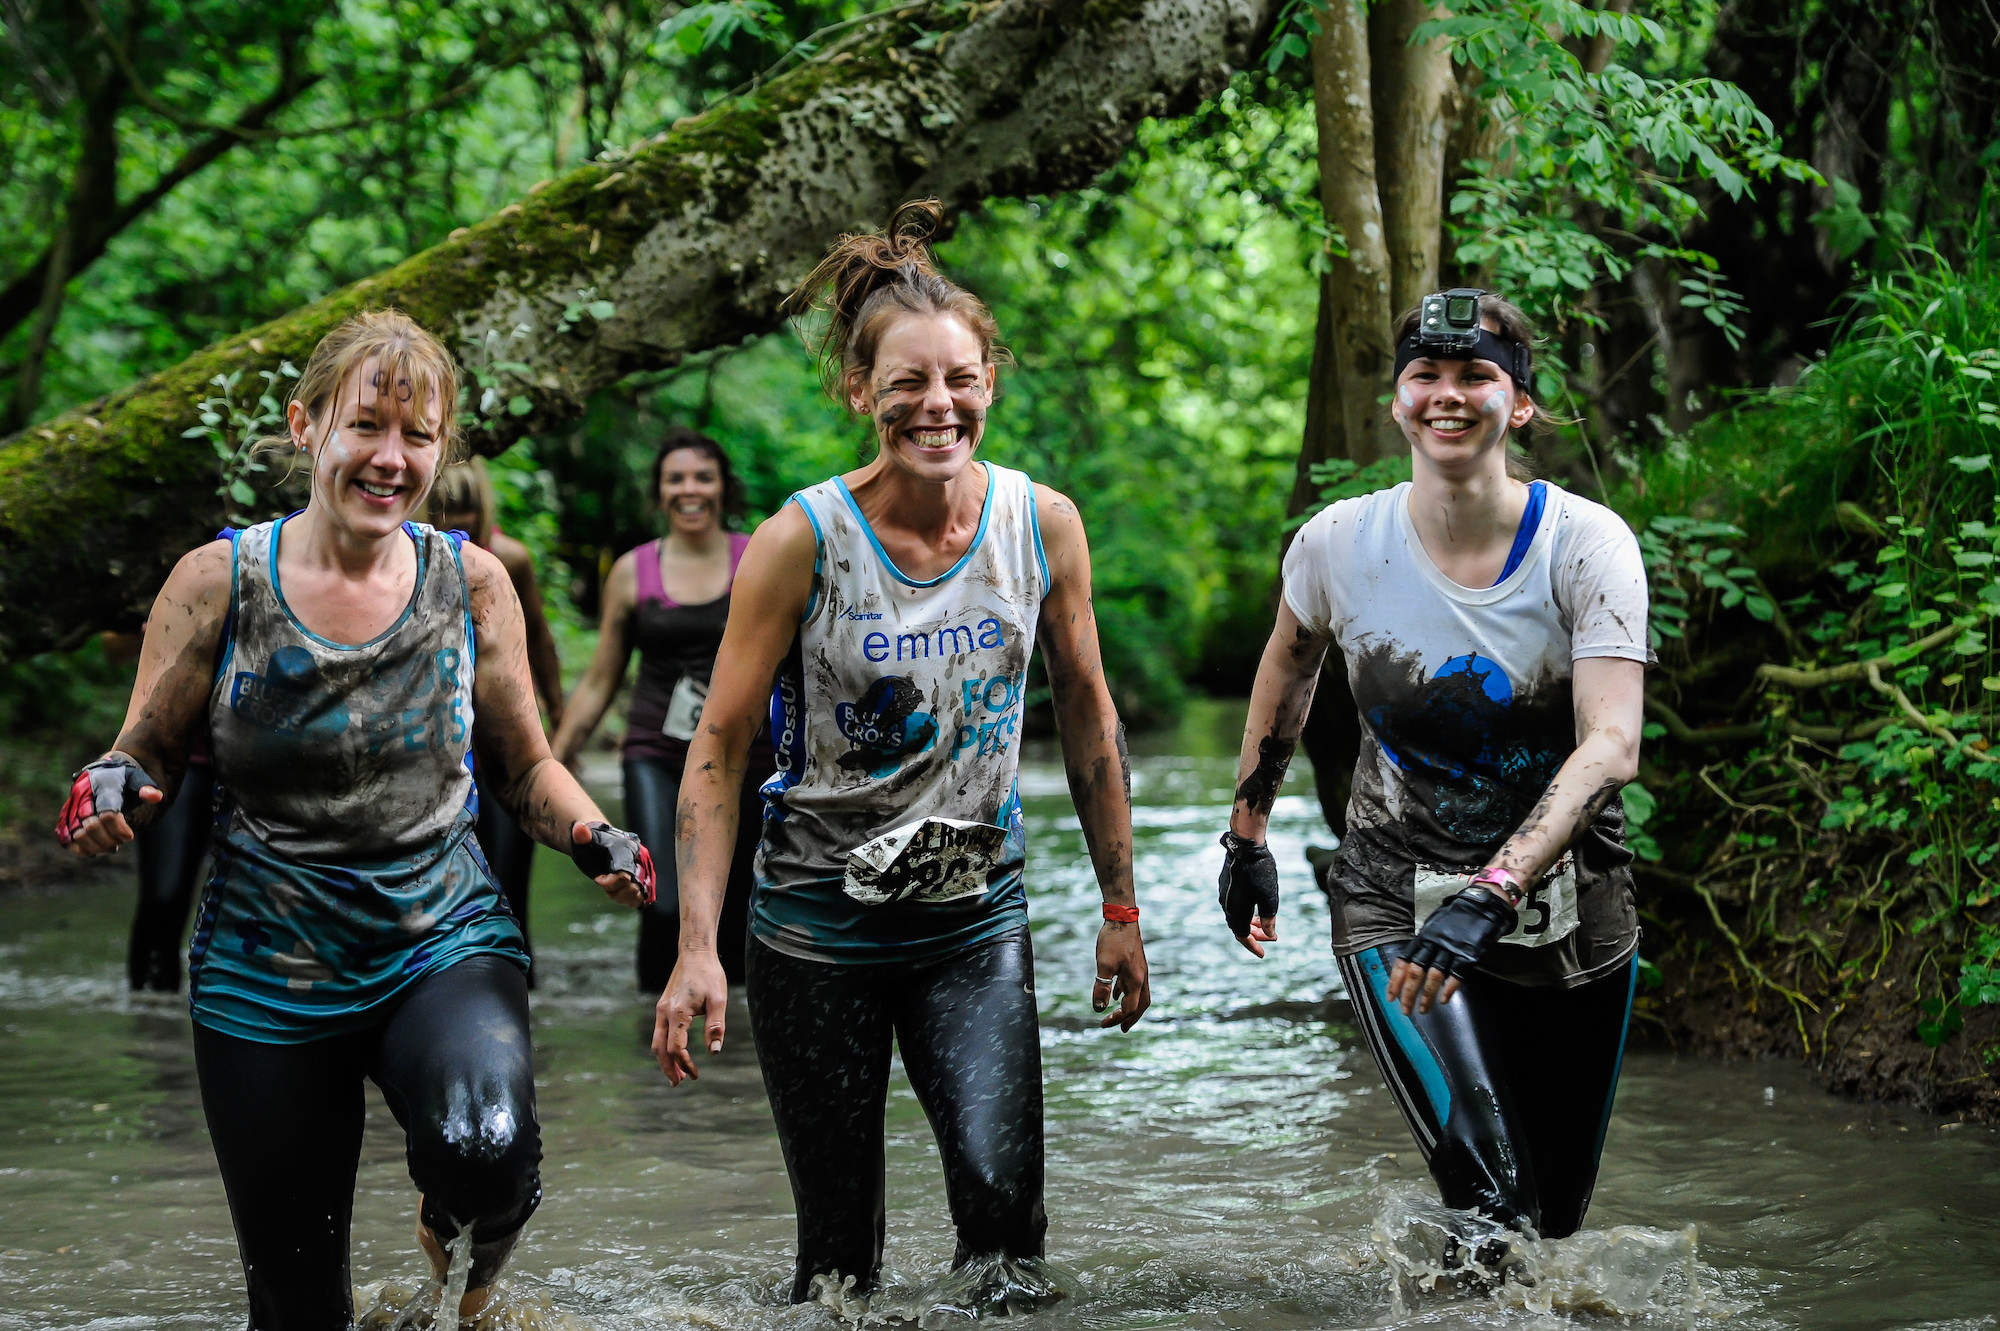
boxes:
[1230,598,1333,844]
[491,532,564,730]
[62,541,232,854]
[548,552,637,766]
[1035,484,1150,1031]
[465,544,641,907]
[1488,655,1644,884]
[653,505,817,1083]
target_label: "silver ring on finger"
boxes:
[1095,975,1116,985]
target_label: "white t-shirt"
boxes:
[1283,481,1647,987]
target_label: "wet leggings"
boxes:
[127,762,214,992]
[475,776,536,982]
[624,756,760,991]
[191,955,542,1331]
[746,927,1046,1302]
[1339,944,1636,1239]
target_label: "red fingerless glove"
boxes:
[55,756,161,847]
[572,821,657,909]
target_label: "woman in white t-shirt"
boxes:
[1219,291,1648,1248]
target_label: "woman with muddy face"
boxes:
[651,200,1150,1310]
[53,309,655,1328]
[1219,291,1649,1249]
[550,428,775,992]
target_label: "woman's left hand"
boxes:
[1092,921,1151,1031]
[570,820,654,909]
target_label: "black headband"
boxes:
[1392,328,1533,394]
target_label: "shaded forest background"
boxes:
[6,0,2000,1109]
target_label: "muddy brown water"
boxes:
[3,701,1998,1329]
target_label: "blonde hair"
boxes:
[427,457,495,542]
[276,308,463,463]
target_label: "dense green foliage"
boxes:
[1628,220,2000,1060]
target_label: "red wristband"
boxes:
[1101,903,1140,924]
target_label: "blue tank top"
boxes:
[188,517,526,1042]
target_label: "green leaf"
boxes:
[1621,781,1658,827]
[1874,582,1909,599]
[1744,595,1775,621]
[228,479,256,506]
[1948,453,1994,472]
[508,395,533,416]
[586,300,616,321]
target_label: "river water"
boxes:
[3,702,1998,1330]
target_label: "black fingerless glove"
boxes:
[1401,888,1517,980]
[572,822,657,909]
[54,755,161,846]
[1217,830,1280,938]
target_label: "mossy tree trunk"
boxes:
[0,0,1281,660]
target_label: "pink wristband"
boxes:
[1468,866,1525,907]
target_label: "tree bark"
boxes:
[1369,0,1453,316]
[1309,0,1397,468]
[0,0,1281,659]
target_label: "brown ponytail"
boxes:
[787,199,1009,402]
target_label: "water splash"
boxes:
[806,1254,1075,1328]
[1367,1184,1710,1325]
[357,1273,589,1330]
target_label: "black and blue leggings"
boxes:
[746,926,1046,1302]
[1339,943,1636,1239]
[191,955,541,1330]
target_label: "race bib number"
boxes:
[843,817,1005,907]
[1413,855,1579,948]
[661,675,709,742]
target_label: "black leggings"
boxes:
[1340,944,1636,1239]
[475,776,536,981]
[746,926,1046,1302]
[192,955,541,1330]
[624,756,760,990]
[128,762,214,992]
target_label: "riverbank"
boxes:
[1635,871,2000,1124]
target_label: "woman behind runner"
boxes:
[1218,291,1647,1249]
[654,201,1151,1308]
[55,309,654,1328]
[550,429,774,989]
[430,458,566,980]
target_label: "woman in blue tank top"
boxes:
[651,201,1151,1312]
[55,310,654,1329]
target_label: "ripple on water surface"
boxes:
[4,704,2000,1330]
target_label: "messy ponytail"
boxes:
[787,199,1010,402]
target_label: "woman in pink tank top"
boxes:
[552,429,774,989]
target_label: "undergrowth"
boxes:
[1624,219,2000,1074]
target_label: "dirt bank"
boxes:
[1637,874,2000,1125]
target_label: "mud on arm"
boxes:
[1230,599,1332,844]
[466,544,609,847]
[107,540,237,807]
[1485,655,1645,886]
[1035,486,1150,1028]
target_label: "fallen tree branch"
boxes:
[0,0,1282,657]
[1756,621,1963,689]
[1644,694,1896,747]
[1865,662,2000,764]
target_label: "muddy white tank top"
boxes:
[753,462,1048,964]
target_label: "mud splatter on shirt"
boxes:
[753,463,1047,965]
[190,518,524,1040]
[1284,482,1649,987]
